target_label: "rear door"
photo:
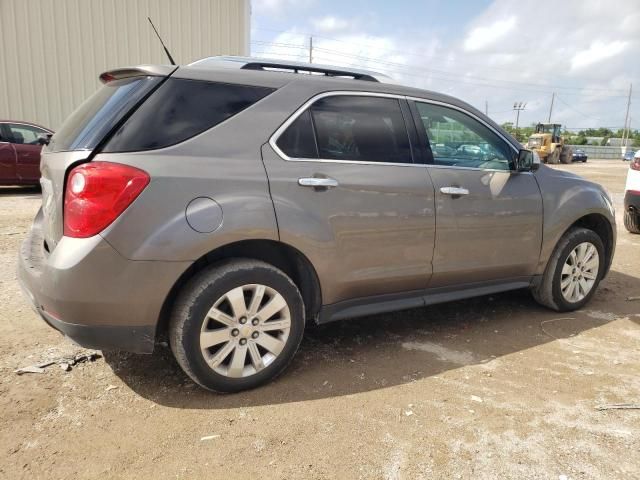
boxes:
[0,123,17,182]
[263,93,436,305]
[410,100,542,288]
[7,123,49,182]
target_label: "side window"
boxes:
[310,96,412,163]
[104,79,275,153]
[276,109,318,159]
[8,124,45,145]
[415,102,514,170]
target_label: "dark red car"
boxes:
[0,121,53,186]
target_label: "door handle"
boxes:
[440,186,469,196]
[298,177,339,188]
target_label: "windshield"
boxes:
[48,76,162,152]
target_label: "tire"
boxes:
[531,227,605,312]
[624,209,640,234]
[169,259,305,392]
[548,149,560,164]
[560,146,573,164]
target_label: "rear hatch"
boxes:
[39,65,175,251]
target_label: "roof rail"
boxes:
[188,56,393,83]
[241,61,380,82]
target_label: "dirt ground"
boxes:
[1,160,639,479]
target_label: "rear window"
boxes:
[48,76,162,152]
[276,95,412,164]
[276,110,318,159]
[103,79,275,152]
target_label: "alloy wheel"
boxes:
[560,242,599,303]
[199,284,291,378]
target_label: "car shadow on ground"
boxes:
[104,269,640,409]
[0,186,41,197]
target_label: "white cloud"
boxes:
[312,15,349,33]
[463,16,516,52]
[253,0,640,128]
[571,40,629,70]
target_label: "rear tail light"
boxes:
[64,162,150,238]
[631,158,640,171]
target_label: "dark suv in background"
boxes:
[19,57,615,392]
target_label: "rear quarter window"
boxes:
[103,79,275,152]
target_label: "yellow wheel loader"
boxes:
[526,123,573,164]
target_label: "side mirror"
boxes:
[516,149,540,172]
[37,134,50,146]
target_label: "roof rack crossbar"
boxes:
[240,61,380,82]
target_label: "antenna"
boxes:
[147,17,176,65]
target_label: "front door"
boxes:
[410,100,543,288]
[263,94,436,305]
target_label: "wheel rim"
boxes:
[560,242,599,303]
[200,284,291,378]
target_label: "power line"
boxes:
[555,95,603,121]
[250,33,631,95]
[251,40,631,98]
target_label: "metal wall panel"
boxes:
[0,0,250,129]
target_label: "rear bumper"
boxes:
[18,208,191,353]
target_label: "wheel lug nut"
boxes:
[231,328,239,337]
[251,332,259,339]
[239,317,247,324]
[252,318,259,326]
[239,338,247,346]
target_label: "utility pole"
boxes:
[309,36,313,64]
[485,100,488,116]
[513,102,527,141]
[622,83,632,148]
[548,92,555,123]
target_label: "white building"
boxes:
[0,0,250,129]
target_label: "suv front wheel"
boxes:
[169,259,305,392]
[532,227,605,311]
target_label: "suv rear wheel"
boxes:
[169,259,305,392]
[532,227,604,311]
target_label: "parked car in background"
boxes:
[624,151,640,233]
[18,57,616,392]
[0,121,52,186]
[572,149,588,162]
[622,150,636,162]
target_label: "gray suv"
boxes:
[18,57,616,392]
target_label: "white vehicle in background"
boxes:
[624,150,640,233]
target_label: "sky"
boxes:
[251,0,639,132]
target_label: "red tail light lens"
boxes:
[64,162,150,238]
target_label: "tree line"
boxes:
[500,122,640,147]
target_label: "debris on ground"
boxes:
[105,385,119,392]
[596,403,640,411]
[200,435,220,441]
[626,296,640,301]
[14,365,47,374]
[471,395,484,403]
[14,351,101,375]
